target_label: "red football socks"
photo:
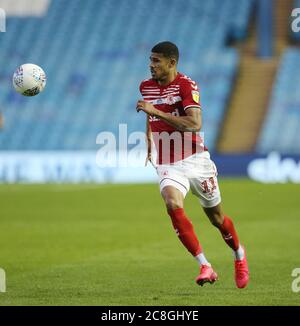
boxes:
[168,208,202,256]
[218,215,239,251]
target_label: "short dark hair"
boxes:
[151,41,179,63]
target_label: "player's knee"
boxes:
[165,198,182,212]
[204,205,224,228]
[210,213,224,228]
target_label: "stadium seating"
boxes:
[0,0,254,151]
[257,48,300,154]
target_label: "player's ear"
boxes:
[169,58,177,68]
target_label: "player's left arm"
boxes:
[136,101,202,132]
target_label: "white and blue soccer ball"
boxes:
[13,63,46,96]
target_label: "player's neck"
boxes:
[158,70,178,86]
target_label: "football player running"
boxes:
[137,41,249,288]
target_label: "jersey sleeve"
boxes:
[139,79,150,97]
[180,79,201,111]
[139,82,144,95]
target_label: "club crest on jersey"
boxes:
[166,95,176,105]
[192,90,199,103]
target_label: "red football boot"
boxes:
[196,265,218,286]
[234,247,249,288]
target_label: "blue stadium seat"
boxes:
[257,48,300,154]
[0,0,254,151]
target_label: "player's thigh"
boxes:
[189,157,222,208]
[190,174,221,208]
[161,186,185,210]
[156,164,190,206]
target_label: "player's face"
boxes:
[149,53,172,81]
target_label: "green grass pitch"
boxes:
[0,180,300,306]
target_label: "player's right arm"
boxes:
[137,100,201,132]
[145,116,152,166]
[139,81,153,166]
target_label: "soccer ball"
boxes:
[13,63,46,96]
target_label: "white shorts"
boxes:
[156,151,221,208]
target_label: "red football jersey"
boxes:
[140,72,205,164]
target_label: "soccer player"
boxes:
[136,41,249,288]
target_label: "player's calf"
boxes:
[168,207,202,256]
